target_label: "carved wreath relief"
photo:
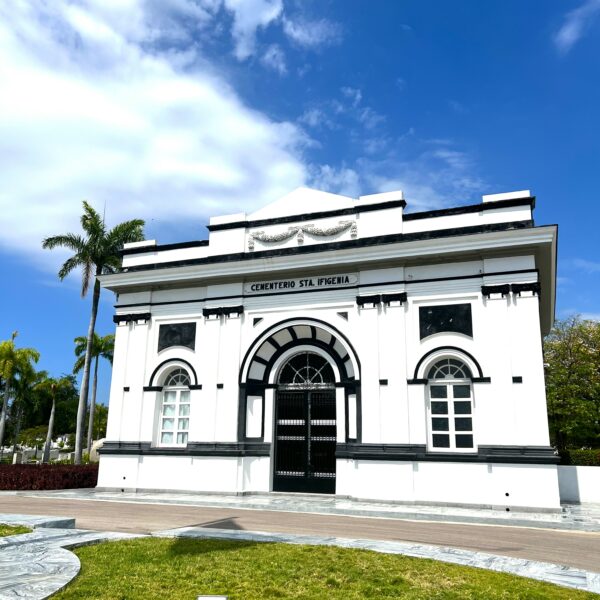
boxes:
[248,220,357,251]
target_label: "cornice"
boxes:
[100,224,556,292]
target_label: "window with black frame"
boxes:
[158,368,191,446]
[419,304,473,339]
[427,358,475,451]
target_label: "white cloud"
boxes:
[261,43,287,74]
[340,86,362,107]
[0,0,307,269]
[357,139,486,212]
[309,165,361,198]
[554,0,600,54]
[357,107,385,130]
[282,16,342,48]
[223,0,282,60]
[298,108,336,130]
[559,308,600,322]
[308,136,485,213]
[570,258,600,273]
[363,137,390,155]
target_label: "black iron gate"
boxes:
[273,389,337,493]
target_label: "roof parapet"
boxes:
[482,190,531,203]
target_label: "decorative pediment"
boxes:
[248,220,357,251]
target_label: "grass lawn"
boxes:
[54,538,597,599]
[0,524,31,536]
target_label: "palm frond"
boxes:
[80,258,94,297]
[100,334,115,365]
[73,336,88,357]
[105,219,145,250]
[81,201,106,239]
[73,355,85,374]
[58,255,85,281]
[42,233,87,253]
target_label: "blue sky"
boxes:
[1,0,599,405]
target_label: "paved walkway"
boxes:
[0,491,599,572]
[0,515,138,600]
[8,488,600,531]
[0,513,599,598]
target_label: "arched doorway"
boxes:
[273,351,337,493]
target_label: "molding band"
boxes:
[403,197,535,221]
[356,294,381,307]
[336,443,559,465]
[113,312,151,324]
[99,441,271,457]
[207,200,406,232]
[101,441,558,464]
[119,221,535,274]
[114,268,538,309]
[121,240,208,256]
[482,284,511,298]
[203,305,244,318]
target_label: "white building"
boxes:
[97,187,560,509]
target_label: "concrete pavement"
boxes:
[0,493,599,572]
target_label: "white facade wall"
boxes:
[99,188,559,509]
[557,466,600,503]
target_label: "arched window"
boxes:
[427,358,474,451]
[278,352,335,388]
[159,368,191,446]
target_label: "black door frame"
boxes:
[273,387,337,494]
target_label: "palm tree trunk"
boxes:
[12,403,23,456]
[75,275,101,464]
[42,395,56,464]
[86,356,99,455]
[0,380,9,457]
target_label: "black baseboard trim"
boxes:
[99,441,271,457]
[100,441,558,464]
[336,443,559,465]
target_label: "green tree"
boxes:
[10,364,47,455]
[93,403,108,442]
[34,376,75,463]
[0,332,40,456]
[18,425,47,460]
[42,201,144,464]
[544,316,600,450]
[74,333,114,454]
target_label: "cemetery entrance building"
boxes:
[97,187,561,510]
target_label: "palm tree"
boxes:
[0,332,40,458]
[11,365,47,457]
[74,333,114,455]
[42,201,144,464]
[34,376,73,464]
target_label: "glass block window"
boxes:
[427,359,474,452]
[159,369,191,446]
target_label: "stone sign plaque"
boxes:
[245,274,358,295]
[158,322,196,352]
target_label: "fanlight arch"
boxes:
[149,358,198,387]
[413,346,483,381]
[277,351,336,387]
[427,358,472,380]
[240,318,360,385]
